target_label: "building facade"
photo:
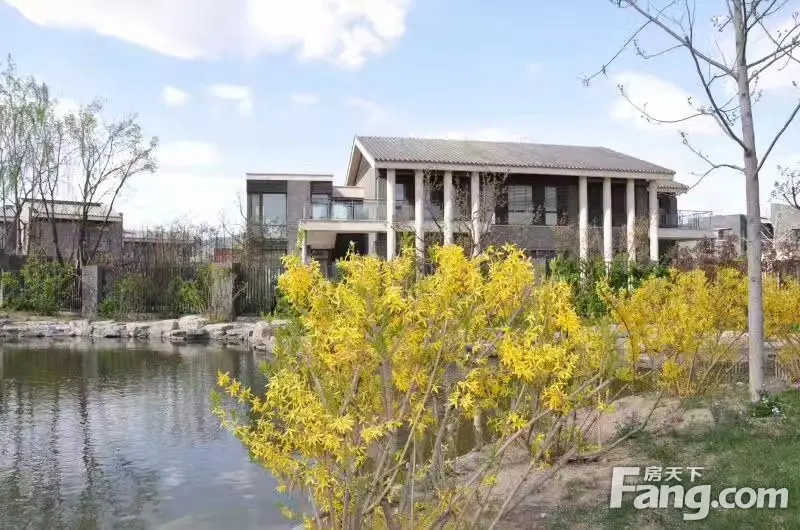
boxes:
[1,200,123,262]
[245,136,714,269]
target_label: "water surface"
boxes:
[0,341,293,529]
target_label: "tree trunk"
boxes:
[733,0,765,402]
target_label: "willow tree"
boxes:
[591,0,800,401]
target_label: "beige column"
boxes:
[386,168,396,260]
[649,180,659,262]
[578,176,588,261]
[626,178,636,262]
[603,177,613,264]
[443,170,454,245]
[471,171,481,256]
[414,169,425,262]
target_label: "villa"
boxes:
[245,136,715,272]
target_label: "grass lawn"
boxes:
[548,387,800,529]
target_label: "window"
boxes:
[508,185,533,224]
[261,193,287,226]
[311,193,329,220]
[544,186,558,226]
[249,194,261,223]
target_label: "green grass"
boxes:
[549,389,800,529]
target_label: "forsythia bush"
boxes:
[605,268,748,397]
[213,244,625,529]
[764,276,800,380]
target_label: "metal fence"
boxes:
[233,263,285,316]
[0,253,82,313]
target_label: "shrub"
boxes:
[1,255,76,315]
[0,272,22,309]
[549,254,668,318]
[99,274,152,318]
[214,244,626,528]
[606,268,748,397]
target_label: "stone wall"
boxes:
[0,315,285,353]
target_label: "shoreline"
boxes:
[0,315,285,353]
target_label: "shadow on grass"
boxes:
[548,388,800,529]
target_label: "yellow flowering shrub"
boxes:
[605,268,748,397]
[764,276,800,380]
[213,244,624,528]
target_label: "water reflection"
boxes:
[0,341,294,529]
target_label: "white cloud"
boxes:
[54,97,79,117]
[209,84,253,115]
[159,141,221,167]
[162,85,188,106]
[120,171,240,227]
[345,97,385,124]
[612,71,720,136]
[291,93,320,105]
[5,0,412,69]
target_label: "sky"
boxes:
[2,0,800,228]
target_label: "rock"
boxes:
[252,320,273,341]
[219,324,254,344]
[92,321,125,338]
[149,319,179,339]
[69,319,92,337]
[125,322,151,339]
[168,328,208,343]
[203,322,235,339]
[178,315,208,331]
[252,319,287,342]
[253,335,276,353]
[675,408,715,435]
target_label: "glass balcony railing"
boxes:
[659,210,714,229]
[304,200,387,221]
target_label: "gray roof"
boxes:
[356,136,674,175]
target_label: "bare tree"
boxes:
[589,0,800,401]
[394,171,510,263]
[0,58,40,255]
[66,100,157,265]
[772,164,800,209]
[29,85,73,264]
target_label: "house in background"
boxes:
[245,136,716,269]
[0,199,123,262]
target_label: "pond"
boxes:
[0,341,295,529]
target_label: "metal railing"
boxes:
[305,200,387,221]
[659,210,714,229]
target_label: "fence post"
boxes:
[81,265,102,320]
[209,263,235,321]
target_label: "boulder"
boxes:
[178,315,208,331]
[125,322,151,339]
[168,328,209,343]
[69,319,92,337]
[253,335,276,353]
[220,324,254,344]
[149,319,179,339]
[203,322,235,340]
[92,321,125,338]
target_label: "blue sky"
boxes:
[2,0,800,227]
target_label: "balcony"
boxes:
[304,200,387,222]
[659,210,713,229]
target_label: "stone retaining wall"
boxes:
[0,315,286,353]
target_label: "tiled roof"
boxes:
[2,200,121,221]
[356,136,674,175]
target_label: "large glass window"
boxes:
[508,185,533,224]
[261,193,287,226]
